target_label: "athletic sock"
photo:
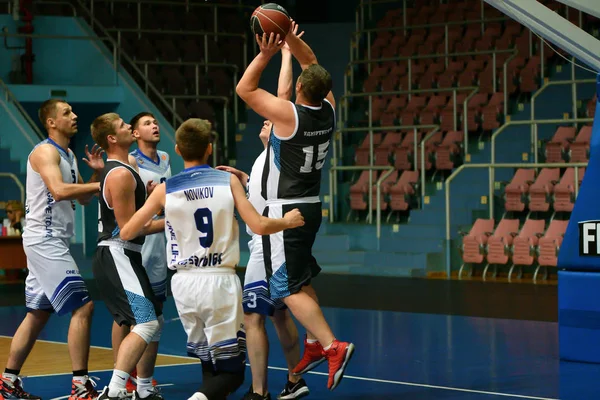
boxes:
[108,369,129,397]
[306,338,318,344]
[187,392,209,400]
[73,369,89,383]
[137,376,154,398]
[2,369,19,383]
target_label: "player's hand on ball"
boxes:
[284,208,305,229]
[283,20,304,51]
[256,32,284,57]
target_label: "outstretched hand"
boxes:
[283,20,304,52]
[216,165,248,185]
[82,144,105,171]
[256,32,285,57]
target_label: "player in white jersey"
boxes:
[105,112,171,394]
[218,32,309,400]
[120,118,304,400]
[237,22,355,391]
[0,99,104,400]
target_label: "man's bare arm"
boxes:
[31,145,99,202]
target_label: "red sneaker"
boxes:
[0,376,41,400]
[324,340,355,391]
[68,376,99,400]
[292,337,326,376]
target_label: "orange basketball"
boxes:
[250,3,291,38]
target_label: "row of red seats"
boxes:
[542,126,592,163]
[354,130,463,170]
[349,170,419,212]
[460,217,567,281]
[504,167,585,213]
[370,92,504,131]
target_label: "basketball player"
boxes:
[119,118,305,400]
[218,33,309,400]
[0,99,104,400]
[110,112,171,394]
[236,23,355,391]
[90,113,165,400]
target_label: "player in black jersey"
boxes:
[90,113,166,400]
[237,21,355,392]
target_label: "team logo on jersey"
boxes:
[161,154,167,160]
[138,158,144,165]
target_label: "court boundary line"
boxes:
[0,335,558,399]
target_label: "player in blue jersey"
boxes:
[120,118,304,400]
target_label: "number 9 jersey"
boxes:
[164,165,239,272]
[261,99,335,201]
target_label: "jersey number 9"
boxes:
[194,208,214,248]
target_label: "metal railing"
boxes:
[328,165,395,241]
[531,79,596,162]
[0,173,25,205]
[332,124,438,216]
[89,0,252,69]
[444,162,587,278]
[111,28,247,72]
[74,0,183,133]
[347,49,515,91]
[339,86,477,153]
[2,0,78,16]
[0,78,44,145]
[163,94,230,160]
[136,60,239,127]
[490,117,593,215]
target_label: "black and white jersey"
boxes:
[97,159,147,246]
[261,99,335,201]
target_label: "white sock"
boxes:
[2,373,17,383]
[108,369,129,397]
[188,392,209,400]
[306,338,318,344]
[137,376,154,398]
[323,340,336,351]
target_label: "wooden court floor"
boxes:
[0,336,198,376]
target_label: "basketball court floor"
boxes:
[0,275,596,400]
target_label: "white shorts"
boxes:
[243,235,286,316]
[23,238,90,316]
[171,268,246,372]
[141,232,168,302]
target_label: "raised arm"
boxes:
[284,21,336,108]
[230,175,303,235]
[30,144,100,202]
[77,144,105,205]
[278,27,300,100]
[120,183,166,241]
[236,33,296,135]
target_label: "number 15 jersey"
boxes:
[164,165,239,272]
[262,99,335,201]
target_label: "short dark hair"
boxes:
[298,64,332,104]
[175,118,212,162]
[130,112,155,131]
[38,98,66,129]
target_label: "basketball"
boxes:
[250,3,291,38]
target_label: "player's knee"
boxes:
[150,315,164,342]
[270,308,291,325]
[244,312,266,328]
[131,319,160,344]
[72,300,94,320]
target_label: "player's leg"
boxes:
[93,246,161,400]
[271,203,355,391]
[0,270,50,400]
[270,308,309,400]
[197,272,246,399]
[241,235,275,399]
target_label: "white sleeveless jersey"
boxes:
[22,139,79,245]
[246,149,267,237]
[164,165,239,272]
[130,149,172,187]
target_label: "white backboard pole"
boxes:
[484,0,600,72]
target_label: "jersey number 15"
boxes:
[300,140,330,173]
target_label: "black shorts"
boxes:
[262,201,322,300]
[92,243,162,326]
